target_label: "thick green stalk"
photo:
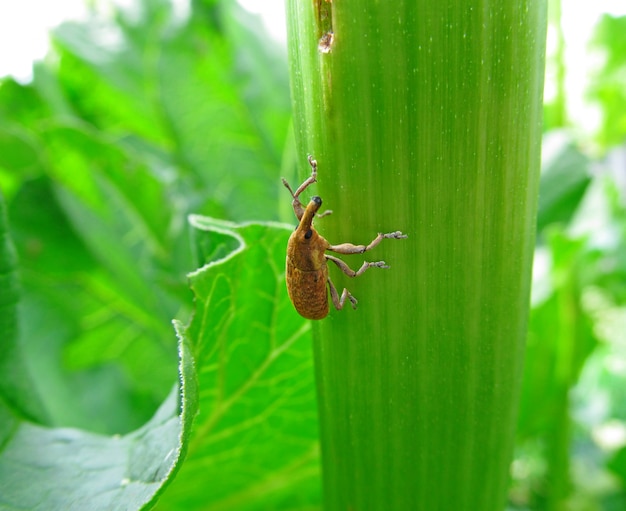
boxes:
[286,1,547,510]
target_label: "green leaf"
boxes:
[0,192,192,511]
[608,446,626,489]
[156,217,320,511]
[0,190,48,423]
[0,126,43,199]
[0,387,186,511]
[49,0,290,221]
[0,190,19,373]
[0,128,41,176]
[588,15,626,149]
[519,230,599,440]
[0,0,293,432]
[1,2,318,509]
[0,77,50,128]
[537,133,591,235]
[8,126,181,433]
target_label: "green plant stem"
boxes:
[286,1,547,510]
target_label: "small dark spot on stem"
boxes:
[318,31,334,53]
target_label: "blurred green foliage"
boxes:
[589,15,626,148]
[0,0,625,510]
[0,0,291,435]
[508,10,626,508]
[511,136,626,509]
[0,0,315,508]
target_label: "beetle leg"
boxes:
[328,231,408,254]
[281,155,320,221]
[281,178,306,220]
[326,254,389,277]
[292,155,319,197]
[328,276,358,310]
[316,209,333,218]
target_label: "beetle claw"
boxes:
[383,231,408,239]
[369,261,389,269]
[348,293,358,309]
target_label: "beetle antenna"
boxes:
[281,177,296,198]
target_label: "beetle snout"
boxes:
[298,196,322,231]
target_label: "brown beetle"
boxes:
[282,155,407,320]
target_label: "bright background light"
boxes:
[0,0,88,82]
[0,0,286,82]
[237,0,286,43]
[553,0,626,134]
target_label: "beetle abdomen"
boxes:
[286,259,329,320]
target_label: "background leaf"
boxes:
[0,387,185,511]
[155,217,319,511]
[0,0,292,435]
[537,133,591,235]
[0,189,196,511]
[588,14,626,148]
[0,190,48,424]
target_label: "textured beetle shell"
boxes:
[286,260,329,319]
[285,229,331,320]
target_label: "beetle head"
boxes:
[296,195,322,244]
[288,195,329,269]
[299,196,321,227]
